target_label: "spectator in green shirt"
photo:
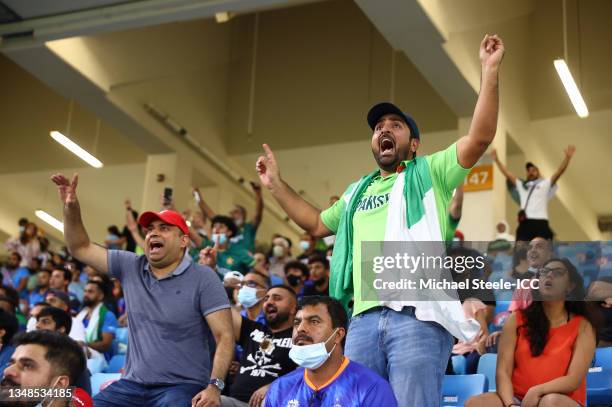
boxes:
[193,182,263,253]
[194,216,255,275]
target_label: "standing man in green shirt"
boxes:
[255,35,505,406]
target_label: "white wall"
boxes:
[0,163,146,248]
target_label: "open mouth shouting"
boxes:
[264,305,278,319]
[148,240,165,256]
[379,134,396,158]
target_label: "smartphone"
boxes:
[193,189,201,203]
[163,187,173,206]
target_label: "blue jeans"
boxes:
[345,307,453,407]
[93,378,203,407]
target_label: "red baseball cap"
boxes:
[138,210,189,235]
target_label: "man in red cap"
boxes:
[50,174,234,407]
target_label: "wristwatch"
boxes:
[209,378,225,392]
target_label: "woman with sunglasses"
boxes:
[467,258,596,407]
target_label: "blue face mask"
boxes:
[299,241,310,251]
[237,286,261,308]
[212,233,227,246]
[289,329,338,369]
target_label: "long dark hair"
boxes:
[521,258,595,356]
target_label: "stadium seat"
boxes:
[587,367,612,405]
[476,353,497,392]
[452,355,466,375]
[595,347,612,368]
[587,348,612,405]
[91,373,121,396]
[442,374,487,406]
[111,340,127,356]
[115,327,128,344]
[87,358,106,375]
[105,354,126,373]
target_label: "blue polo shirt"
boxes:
[108,250,230,386]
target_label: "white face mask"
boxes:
[26,317,38,332]
[272,245,285,258]
[289,328,338,369]
[237,286,262,308]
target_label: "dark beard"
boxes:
[82,299,96,307]
[371,146,412,173]
[267,310,290,329]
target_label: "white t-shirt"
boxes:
[515,178,557,220]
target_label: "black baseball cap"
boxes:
[46,289,70,308]
[367,102,420,139]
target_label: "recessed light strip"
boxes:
[50,131,104,168]
[35,210,64,233]
[553,59,589,118]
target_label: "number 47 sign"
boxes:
[463,164,493,192]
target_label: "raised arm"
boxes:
[124,200,145,249]
[491,148,518,185]
[457,34,505,169]
[192,187,216,222]
[256,144,332,238]
[51,174,108,273]
[550,145,576,186]
[250,182,264,230]
[188,227,204,248]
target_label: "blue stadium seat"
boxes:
[105,354,126,373]
[452,355,466,375]
[442,374,487,406]
[111,327,128,355]
[91,373,121,396]
[476,353,497,392]
[87,358,106,375]
[587,347,612,405]
[115,327,128,344]
[595,347,612,368]
[587,367,612,405]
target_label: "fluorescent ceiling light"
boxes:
[215,11,233,23]
[50,131,104,168]
[553,59,589,118]
[35,210,64,233]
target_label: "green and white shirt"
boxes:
[321,142,470,316]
